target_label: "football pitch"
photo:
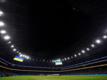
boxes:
[0,76,107,80]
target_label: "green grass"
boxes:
[0,76,107,80]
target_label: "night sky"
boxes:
[0,0,107,62]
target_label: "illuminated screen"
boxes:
[52,59,63,65]
[13,56,24,62]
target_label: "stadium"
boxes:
[0,0,107,80]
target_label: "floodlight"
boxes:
[0,10,4,16]
[8,41,11,44]
[13,48,17,52]
[0,30,7,34]
[67,57,70,60]
[3,35,11,40]
[103,35,107,39]
[0,21,5,27]
[26,56,30,59]
[71,56,73,59]
[78,53,81,56]
[10,45,14,48]
[64,58,67,61]
[74,54,77,57]
[81,50,85,54]
[16,51,19,53]
[86,48,90,51]
[95,39,101,44]
[19,54,23,57]
[91,44,95,48]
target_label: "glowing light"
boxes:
[13,57,23,62]
[19,52,22,54]
[16,51,20,54]
[10,45,14,48]
[78,53,81,56]
[95,39,101,44]
[0,21,5,27]
[86,48,90,51]
[8,41,11,44]
[71,56,73,59]
[0,30,7,34]
[26,56,30,60]
[19,54,23,57]
[74,54,77,57]
[67,57,70,60]
[64,58,67,61]
[3,35,11,40]
[0,10,4,16]
[19,54,30,60]
[13,48,17,52]
[81,50,85,54]
[103,35,107,39]
[91,44,95,48]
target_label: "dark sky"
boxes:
[1,0,107,61]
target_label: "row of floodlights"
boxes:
[1,9,107,62]
[0,10,30,60]
[61,35,107,61]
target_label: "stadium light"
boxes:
[67,57,70,60]
[26,56,30,60]
[19,54,23,57]
[64,58,67,61]
[91,44,95,48]
[86,48,90,51]
[74,54,77,57]
[0,10,4,16]
[103,35,107,39]
[10,45,14,48]
[78,53,81,56]
[71,56,73,59]
[13,48,17,52]
[3,35,11,40]
[95,39,102,44]
[0,21,5,27]
[16,51,20,54]
[0,30,7,34]
[8,41,11,44]
[81,50,85,54]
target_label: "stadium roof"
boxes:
[0,0,107,67]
